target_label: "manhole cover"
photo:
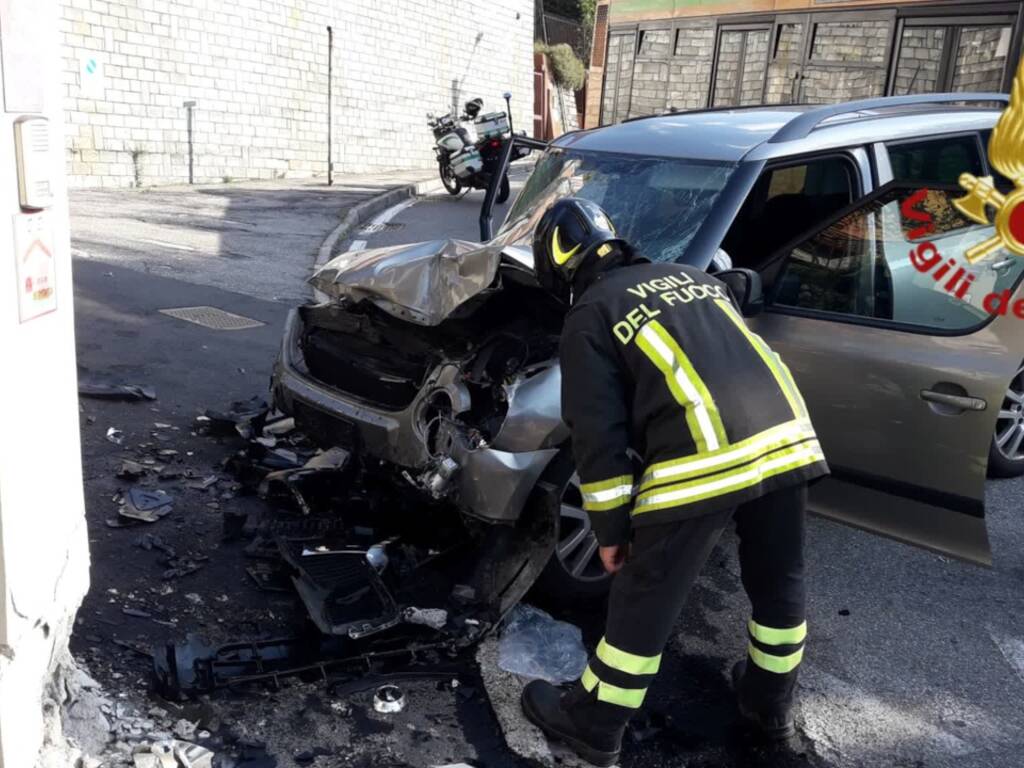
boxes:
[158,306,264,330]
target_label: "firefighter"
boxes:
[520,198,828,767]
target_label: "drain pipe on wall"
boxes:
[327,25,333,186]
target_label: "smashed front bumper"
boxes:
[271,308,565,523]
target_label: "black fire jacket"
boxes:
[560,262,828,546]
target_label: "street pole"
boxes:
[183,100,196,184]
[327,25,333,186]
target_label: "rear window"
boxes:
[887,135,984,186]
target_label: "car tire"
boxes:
[496,173,511,204]
[534,459,613,604]
[989,360,1024,478]
[440,162,461,195]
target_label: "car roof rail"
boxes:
[621,103,780,124]
[768,92,1008,144]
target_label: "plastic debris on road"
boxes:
[497,604,588,684]
[80,379,157,401]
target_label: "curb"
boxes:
[313,176,444,271]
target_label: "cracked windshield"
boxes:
[498,149,735,264]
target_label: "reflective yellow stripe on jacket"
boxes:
[635,320,728,453]
[580,475,634,512]
[639,418,816,492]
[633,442,825,515]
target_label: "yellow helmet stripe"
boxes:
[551,226,581,266]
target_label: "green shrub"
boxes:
[535,42,586,91]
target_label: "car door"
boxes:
[748,183,1024,565]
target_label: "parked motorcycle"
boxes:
[427,96,521,203]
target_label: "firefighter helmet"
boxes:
[534,198,628,299]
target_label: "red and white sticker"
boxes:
[13,212,57,323]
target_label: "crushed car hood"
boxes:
[309,239,509,326]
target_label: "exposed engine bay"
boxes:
[291,269,570,521]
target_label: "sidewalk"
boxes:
[70,170,441,304]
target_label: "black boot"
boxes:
[731,660,797,741]
[521,680,624,767]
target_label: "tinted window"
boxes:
[722,156,856,270]
[887,135,984,186]
[772,187,1024,333]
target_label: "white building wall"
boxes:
[0,0,91,765]
[59,0,535,188]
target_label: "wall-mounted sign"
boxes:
[13,212,57,323]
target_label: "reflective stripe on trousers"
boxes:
[748,618,806,674]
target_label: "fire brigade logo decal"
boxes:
[954,58,1024,262]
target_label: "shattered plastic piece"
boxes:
[120,488,174,523]
[185,475,218,490]
[172,718,197,739]
[258,447,350,515]
[80,380,157,401]
[263,416,295,436]
[404,607,448,630]
[373,684,406,714]
[497,604,588,684]
[107,427,125,445]
[129,488,174,511]
[163,557,204,580]
[135,533,176,556]
[203,397,269,439]
[118,460,150,479]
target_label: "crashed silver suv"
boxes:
[273,94,1022,599]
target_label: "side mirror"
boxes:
[503,91,512,100]
[716,268,764,318]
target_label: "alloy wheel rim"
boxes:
[995,363,1024,462]
[556,474,610,583]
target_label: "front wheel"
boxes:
[534,466,613,604]
[496,173,510,204]
[439,162,461,195]
[989,360,1024,477]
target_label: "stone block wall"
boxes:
[60,0,534,187]
[666,23,713,112]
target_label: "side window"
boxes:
[887,135,984,186]
[722,156,857,270]
[771,188,1024,333]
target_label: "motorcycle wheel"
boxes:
[496,173,510,204]
[439,162,461,195]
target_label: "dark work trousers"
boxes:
[577,483,807,721]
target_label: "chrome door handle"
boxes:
[920,390,987,411]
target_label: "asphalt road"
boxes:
[338,181,1024,768]
[68,170,1024,768]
